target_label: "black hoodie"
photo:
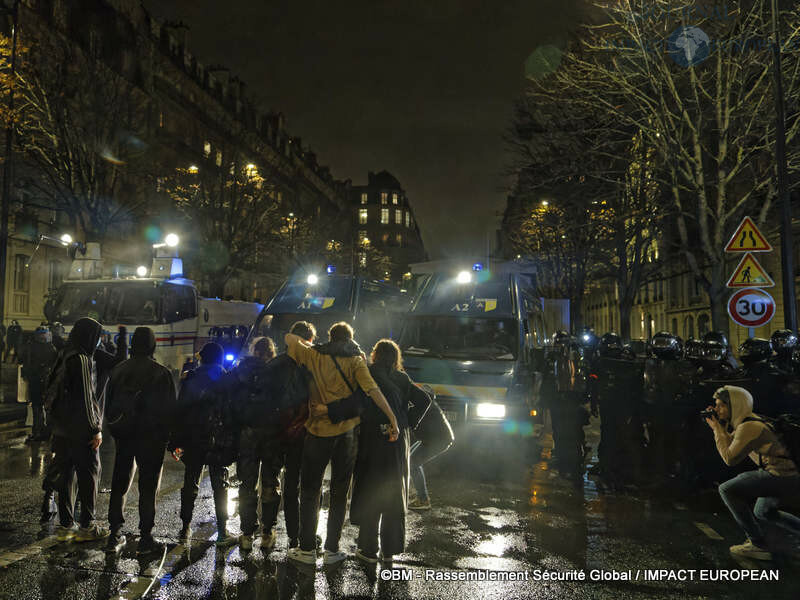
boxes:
[105,327,177,440]
[50,317,103,442]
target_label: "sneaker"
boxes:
[260,529,277,550]
[105,533,127,553]
[322,550,347,565]
[408,498,431,511]
[56,525,77,542]
[179,523,192,542]
[137,535,161,555]
[74,524,110,542]
[215,530,238,547]
[355,548,378,564]
[240,534,254,551]
[288,547,317,565]
[730,540,773,561]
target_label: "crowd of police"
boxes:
[15,317,455,568]
[541,327,800,489]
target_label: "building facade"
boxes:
[350,171,427,284]
[1,0,353,328]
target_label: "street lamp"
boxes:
[153,233,180,249]
[59,233,73,245]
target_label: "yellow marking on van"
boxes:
[427,383,507,401]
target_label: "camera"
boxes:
[700,409,717,419]
[380,423,392,435]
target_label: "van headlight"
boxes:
[475,403,506,419]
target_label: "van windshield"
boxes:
[50,282,161,324]
[400,316,518,360]
[269,278,355,314]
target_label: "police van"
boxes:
[44,242,263,375]
[254,272,410,351]
[398,260,563,434]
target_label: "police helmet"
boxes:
[770,329,798,355]
[702,331,729,349]
[685,338,704,361]
[651,331,683,360]
[599,332,623,358]
[553,330,571,347]
[703,341,728,362]
[738,338,773,365]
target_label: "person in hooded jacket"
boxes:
[5,319,22,363]
[171,342,236,546]
[22,326,58,442]
[105,327,177,554]
[347,339,430,564]
[231,336,280,551]
[285,321,399,566]
[706,385,800,560]
[48,317,110,542]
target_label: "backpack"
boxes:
[106,380,146,438]
[280,361,310,411]
[43,349,76,414]
[743,414,800,469]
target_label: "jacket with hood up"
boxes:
[285,334,379,437]
[713,385,798,477]
[106,327,177,440]
[49,317,103,442]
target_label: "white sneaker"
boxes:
[322,550,347,565]
[408,498,431,511]
[288,546,317,565]
[730,540,772,561]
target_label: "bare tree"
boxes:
[553,0,800,333]
[2,32,153,241]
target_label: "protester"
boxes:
[706,386,800,560]
[285,322,399,566]
[172,342,237,546]
[50,323,66,352]
[105,327,177,554]
[21,326,58,442]
[408,394,453,511]
[6,319,22,363]
[348,339,431,563]
[48,317,110,542]
[232,336,280,551]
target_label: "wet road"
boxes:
[0,420,798,600]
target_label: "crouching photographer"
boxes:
[704,385,800,560]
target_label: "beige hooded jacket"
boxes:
[713,385,798,477]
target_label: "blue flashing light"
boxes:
[326,264,336,275]
[225,353,235,363]
[472,262,483,272]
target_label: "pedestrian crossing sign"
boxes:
[726,252,774,288]
[724,216,772,252]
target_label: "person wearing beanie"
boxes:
[104,327,177,555]
[171,342,237,546]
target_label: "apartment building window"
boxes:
[360,192,368,205]
[159,111,165,128]
[358,252,367,268]
[215,150,222,167]
[396,233,403,246]
[405,212,410,228]
[381,208,389,224]
[392,193,398,205]
[203,141,211,158]
[358,230,368,244]
[359,209,368,225]
[382,233,390,243]
[395,209,402,224]
[48,260,65,291]
[381,192,388,205]
[13,255,29,292]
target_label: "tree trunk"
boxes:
[571,295,583,331]
[709,260,729,337]
[618,297,633,342]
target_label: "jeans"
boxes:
[52,436,100,528]
[238,426,283,536]
[299,429,357,552]
[718,469,800,546]
[180,450,229,531]
[282,434,305,544]
[410,442,429,501]
[108,436,167,536]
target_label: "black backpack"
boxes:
[106,380,146,438]
[743,414,800,469]
[43,349,76,414]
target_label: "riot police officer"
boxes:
[770,329,799,375]
[589,333,645,485]
[735,338,787,417]
[700,331,738,375]
[550,332,588,483]
[643,332,693,480]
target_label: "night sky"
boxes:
[143,0,583,259]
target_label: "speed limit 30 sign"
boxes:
[727,288,776,328]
